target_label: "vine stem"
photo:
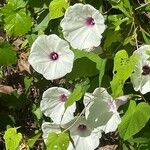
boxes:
[135,2,150,10]
[133,20,139,49]
[140,26,150,37]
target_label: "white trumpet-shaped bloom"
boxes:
[40,87,76,125]
[83,87,121,133]
[60,3,106,51]
[28,34,74,80]
[66,116,102,150]
[42,116,102,150]
[131,45,150,94]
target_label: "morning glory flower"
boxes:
[66,116,102,150]
[131,45,150,94]
[40,87,76,125]
[42,116,102,150]
[60,3,106,51]
[28,34,74,80]
[83,87,121,133]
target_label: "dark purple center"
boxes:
[59,94,67,102]
[142,65,150,75]
[78,124,87,131]
[85,17,95,26]
[49,52,59,61]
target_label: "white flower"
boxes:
[28,34,74,80]
[42,116,102,150]
[83,87,121,133]
[60,3,106,51]
[66,116,102,150]
[40,87,76,125]
[131,45,150,94]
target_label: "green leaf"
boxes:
[73,49,103,70]
[138,143,150,150]
[69,49,106,85]
[110,0,133,18]
[27,132,41,148]
[1,0,26,15]
[65,80,89,109]
[65,86,82,109]
[0,42,17,65]
[24,77,33,92]
[66,57,99,80]
[34,13,49,32]
[131,116,150,144]
[145,5,150,11]
[111,50,138,98]
[7,0,26,10]
[32,104,42,120]
[107,15,129,31]
[141,30,150,45]
[49,0,69,20]
[123,35,135,46]
[118,101,150,140]
[1,0,31,36]
[4,9,32,36]
[4,128,22,150]
[27,0,44,8]
[26,34,38,46]
[1,4,15,16]
[46,132,69,150]
[104,29,122,49]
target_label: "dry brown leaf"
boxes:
[19,143,29,150]
[13,38,23,50]
[18,52,31,74]
[0,85,16,94]
[99,145,117,150]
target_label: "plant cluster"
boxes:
[0,0,150,150]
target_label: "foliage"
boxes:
[111,50,138,98]
[0,41,17,65]
[0,0,150,149]
[46,132,69,150]
[4,128,22,150]
[49,0,70,20]
[118,101,150,140]
[1,0,32,36]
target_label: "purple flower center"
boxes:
[78,124,87,131]
[142,65,150,75]
[49,52,59,61]
[85,17,95,27]
[59,94,67,102]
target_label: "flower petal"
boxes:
[115,95,130,109]
[86,98,113,128]
[84,87,121,132]
[60,3,105,50]
[28,34,74,80]
[101,112,121,133]
[68,116,101,150]
[70,134,100,150]
[131,45,150,94]
[40,87,76,124]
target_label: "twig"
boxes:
[135,2,150,10]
